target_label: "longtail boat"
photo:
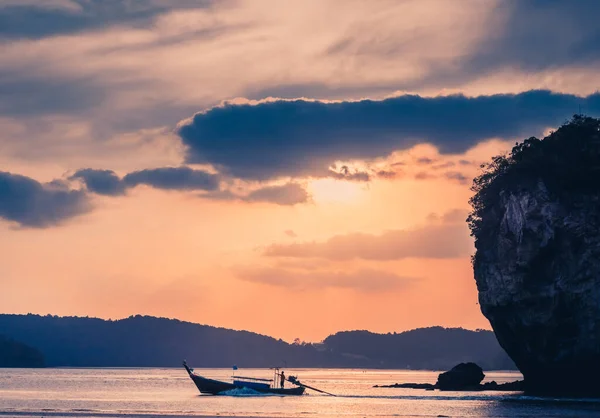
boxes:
[183,361,306,396]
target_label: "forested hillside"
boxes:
[0,314,514,370]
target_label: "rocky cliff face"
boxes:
[470,116,600,395]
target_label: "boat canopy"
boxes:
[230,376,273,382]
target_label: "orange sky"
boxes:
[0,141,509,341]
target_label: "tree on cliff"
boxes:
[468,114,600,243]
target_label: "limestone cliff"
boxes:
[469,115,600,395]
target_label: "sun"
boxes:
[308,178,365,204]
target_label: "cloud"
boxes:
[244,183,309,205]
[73,167,309,205]
[468,0,600,72]
[1,164,307,229]
[264,212,472,261]
[0,171,90,227]
[73,166,220,194]
[444,171,470,185]
[202,182,310,206]
[0,1,230,126]
[321,0,600,93]
[70,168,126,196]
[123,166,220,191]
[2,0,598,165]
[236,266,414,292]
[414,171,436,181]
[0,0,211,39]
[177,91,600,181]
[326,166,371,182]
[416,157,436,165]
[395,1,600,94]
[432,161,456,170]
[0,69,108,118]
[284,230,297,238]
[376,170,400,179]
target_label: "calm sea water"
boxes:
[1,368,600,418]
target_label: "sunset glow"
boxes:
[309,178,366,204]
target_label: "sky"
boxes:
[1,0,600,342]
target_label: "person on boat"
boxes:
[280,371,285,388]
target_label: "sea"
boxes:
[1,368,600,418]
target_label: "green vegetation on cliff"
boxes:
[468,115,600,242]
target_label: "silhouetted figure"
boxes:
[280,371,285,388]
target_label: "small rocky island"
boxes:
[469,115,600,396]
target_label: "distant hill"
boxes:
[323,327,516,370]
[0,335,45,367]
[0,314,337,368]
[0,314,515,370]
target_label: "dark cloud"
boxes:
[71,168,126,196]
[320,1,600,89]
[73,166,220,195]
[123,166,220,191]
[273,259,329,271]
[71,167,220,196]
[203,183,309,206]
[264,219,472,261]
[468,0,600,72]
[432,161,456,170]
[444,171,470,185]
[245,183,309,205]
[416,157,436,165]
[284,229,297,238]
[74,167,309,205]
[0,0,212,40]
[178,91,600,181]
[0,69,108,117]
[0,171,90,227]
[326,166,371,182]
[414,172,436,181]
[412,169,471,184]
[0,3,221,122]
[376,169,399,179]
[236,266,414,292]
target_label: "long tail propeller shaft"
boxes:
[287,376,336,396]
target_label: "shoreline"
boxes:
[374,380,525,392]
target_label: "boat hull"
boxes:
[184,364,305,396]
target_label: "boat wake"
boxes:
[218,387,278,397]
